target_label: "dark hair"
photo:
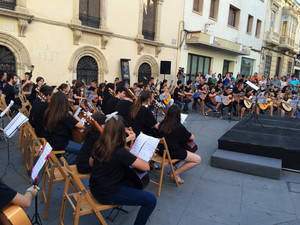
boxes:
[130,90,152,119]
[91,79,97,83]
[36,76,44,83]
[40,85,53,97]
[116,86,126,94]
[159,104,181,135]
[177,80,182,86]
[7,74,16,82]
[58,83,68,91]
[44,92,69,133]
[93,117,126,162]
[187,80,192,85]
[103,83,115,97]
[99,83,106,90]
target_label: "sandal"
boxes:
[167,173,184,184]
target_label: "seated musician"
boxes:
[0,180,38,212]
[21,72,33,96]
[131,90,159,136]
[0,72,7,93]
[240,88,254,119]
[88,80,97,92]
[232,81,245,115]
[29,85,53,138]
[76,112,106,174]
[0,74,21,113]
[90,115,156,225]
[96,83,106,109]
[280,92,295,118]
[173,80,185,108]
[219,87,233,116]
[192,76,206,110]
[160,85,174,107]
[44,92,84,164]
[28,76,45,104]
[204,86,218,115]
[159,79,168,94]
[158,105,201,184]
[72,80,85,107]
[182,80,193,112]
[115,88,135,127]
[256,91,273,116]
[102,83,119,114]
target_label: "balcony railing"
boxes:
[79,14,100,29]
[0,0,16,10]
[279,36,295,51]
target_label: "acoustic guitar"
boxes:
[281,99,292,112]
[244,96,253,109]
[0,205,31,225]
[222,95,233,106]
[258,98,273,111]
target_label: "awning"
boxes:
[186,31,251,55]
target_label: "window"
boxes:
[209,0,219,19]
[142,0,157,41]
[228,5,240,28]
[281,20,287,36]
[186,53,211,79]
[193,0,203,14]
[287,61,292,76]
[255,19,262,38]
[246,15,253,34]
[270,10,276,31]
[264,55,272,76]
[79,0,100,28]
[0,0,16,10]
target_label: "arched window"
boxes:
[79,0,100,28]
[142,0,157,40]
[76,56,98,85]
[0,45,16,76]
[138,63,152,84]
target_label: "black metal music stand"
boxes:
[31,179,42,225]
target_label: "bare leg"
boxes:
[175,151,201,176]
[281,109,285,118]
[269,105,273,116]
[241,107,246,119]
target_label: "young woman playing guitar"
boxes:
[90,115,156,225]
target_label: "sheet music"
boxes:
[246,81,259,91]
[4,112,28,138]
[0,100,14,118]
[31,143,53,181]
[181,113,188,124]
[130,133,159,162]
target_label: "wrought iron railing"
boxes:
[79,14,100,29]
[0,0,16,10]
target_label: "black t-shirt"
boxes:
[0,81,7,91]
[88,87,96,92]
[0,181,17,210]
[28,84,38,103]
[2,83,16,105]
[159,123,191,160]
[76,132,100,174]
[102,95,119,115]
[184,87,191,93]
[90,147,137,199]
[29,98,49,138]
[46,114,78,150]
[132,106,157,136]
[115,99,133,127]
[173,87,180,101]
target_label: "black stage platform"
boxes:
[218,115,300,170]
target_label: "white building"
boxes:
[179,0,267,79]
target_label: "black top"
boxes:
[28,84,38,104]
[90,147,136,199]
[0,81,7,91]
[115,99,133,127]
[88,87,96,92]
[132,106,157,136]
[102,95,119,115]
[76,132,100,174]
[46,114,78,150]
[184,87,191,92]
[173,87,180,101]
[2,83,16,105]
[160,123,191,160]
[29,98,49,138]
[0,181,17,210]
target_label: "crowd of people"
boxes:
[0,68,299,224]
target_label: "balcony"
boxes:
[265,31,280,46]
[186,31,250,55]
[0,0,16,10]
[279,36,295,52]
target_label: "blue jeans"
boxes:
[99,186,157,225]
[65,140,82,165]
[296,110,300,119]
[175,98,190,111]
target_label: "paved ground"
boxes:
[1,113,300,225]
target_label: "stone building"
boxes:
[178,0,267,80]
[0,0,183,85]
[259,0,300,78]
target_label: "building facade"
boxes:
[179,0,268,80]
[0,0,183,85]
[260,0,300,78]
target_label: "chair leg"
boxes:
[59,195,67,225]
[43,169,55,220]
[40,167,48,203]
[167,152,179,187]
[157,155,166,197]
[94,211,108,225]
[17,126,23,150]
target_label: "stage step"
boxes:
[211,149,282,179]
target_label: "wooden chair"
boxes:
[18,92,31,116]
[59,157,117,225]
[150,138,179,196]
[40,152,87,220]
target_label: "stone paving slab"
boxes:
[1,113,300,225]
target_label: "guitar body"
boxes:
[223,95,233,106]
[282,99,292,112]
[185,141,198,153]
[244,97,252,109]
[125,168,150,190]
[0,205,31,225]
[258,98,273,111]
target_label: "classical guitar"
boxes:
[222,95,233,106]
[185,141,198,153]
[258,98,273,111]
[0,205,31,225]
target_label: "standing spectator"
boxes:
[271,75,281,89]
[177,67,185,83]
[205,70,212,82]
[250,72,261,84]
[289,75,299,91]
[280,76,288,90]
